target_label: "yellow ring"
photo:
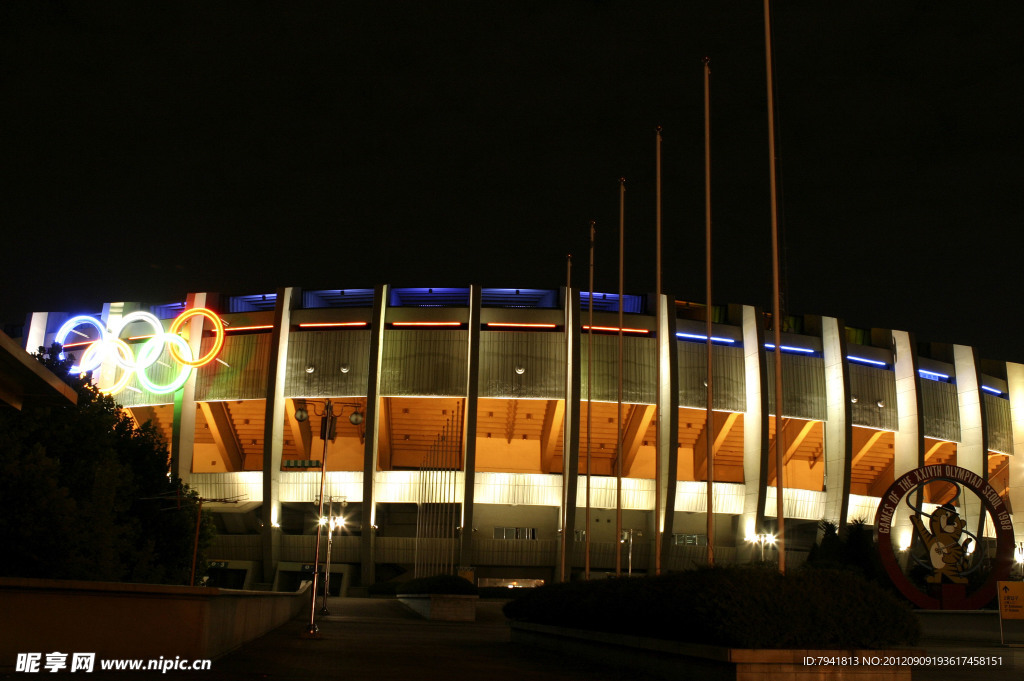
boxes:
[168,307,225,368]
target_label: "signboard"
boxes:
[54,307,225,396]
[875,465,1014,610]
[998,582,1024,620]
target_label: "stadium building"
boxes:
[14,285,1024,591]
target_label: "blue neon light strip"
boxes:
[918,369,950,381]
[764,343,815,354]
[982,385,1004,396]
[677,332,735,344]
[847,355,888,368]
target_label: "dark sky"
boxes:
[3,2,1023,361]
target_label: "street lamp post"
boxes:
[753,532,776,562]
[320,498,347,615]
[320,497,333,615]
[620,529,643,575]
[296,399,363,638]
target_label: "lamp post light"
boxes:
[749,532,776,562]
[320,500,346,615]
[295,398,363,637]
[620,529,643,575]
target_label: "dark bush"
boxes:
[367,581,400,596]
[478,586,525,599]
[503,567,918,649]
[397,574,478,595]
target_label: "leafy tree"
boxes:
[0,343,214,584]
[805,518,886,584]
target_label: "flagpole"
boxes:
[616,177,625,577]
[704,56,715,567]
[560,253,572,582]
[586,221,595,580]
[764,0,786,574]
[654,127,663,575]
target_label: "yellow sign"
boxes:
[997,581,1024,620]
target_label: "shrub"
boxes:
[397,574,478,595]
[503,567,919,649]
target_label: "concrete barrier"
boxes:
[914,610,1004,642]
[0,577,310,666]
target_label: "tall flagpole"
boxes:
[560,254,572,582]
[616,177,625,577]
[654,127,663,575]
[703,56,715,567]
[764,0,786,574]
[586,221,595,580]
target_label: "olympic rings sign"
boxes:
[55,308,225,395]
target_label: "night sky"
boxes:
[3,3,1023,361]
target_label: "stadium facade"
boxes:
[16,285,1024,591]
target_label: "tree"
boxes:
[0,343,214,584]
[805,518,886,585]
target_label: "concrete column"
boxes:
[360,285,388,586]
[656,294,679,569]
[25,312,50,353]
[821,316,851,530]
[741,305,768,545]
[557,287,582,581]
[260,287,296,582]
[953,345,987,539]
[891,330,922,550]
[1006,362,1024,543]
[892,331,923,477]
[459,285,481,570]
[171,292,211,486]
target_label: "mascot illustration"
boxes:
[910,503,972,584]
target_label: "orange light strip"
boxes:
[391,321,462,327]
[225,325,274,332]
[485,322,558,329]
[62,340,97,349]
[299,322,369,328]
[583,325,650,334]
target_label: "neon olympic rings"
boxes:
[54,308,225,395]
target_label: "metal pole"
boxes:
[586,221,595,580]
[321,495,333,614]
[763,0,786,575]
[616,177,625,577]
[704,56,715,568]
[306,399,332,636]
[654,127,663,575]
[560,255,571,582]
[190,498,204,586]
[414,441,423,578]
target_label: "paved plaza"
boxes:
[21,597,1023,681]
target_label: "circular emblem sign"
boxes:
[875,464,1014,609]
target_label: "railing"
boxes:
[376,537,460,569]
[279,534,360,563]
[208,534,261,562]
[473,539,557,566]
[189,472,263,503]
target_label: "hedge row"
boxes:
[502,567,919,649]
[395,574,478,595]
